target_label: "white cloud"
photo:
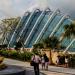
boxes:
[36,0,75,18]
[0,0,75,19]
[28,5,39,11]
[0,0,13,16]
[0,0,24,19]
[14,0,21,4]
[37,0,49,9]
[49,0,75,18]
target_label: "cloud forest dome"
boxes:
[0,8,75,51]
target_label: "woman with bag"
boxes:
[30,55,35,66]
[31,53,41,75]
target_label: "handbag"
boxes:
[30,61,35,66]
[30,55,36,66]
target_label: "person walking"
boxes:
[31,53,41,75]
[56,55,60,66]
[65,56,69,68]
[44,54,49,70]
[41,55,45,70]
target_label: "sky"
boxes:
[0,0,75,20]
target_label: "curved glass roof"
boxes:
[0,8,75,52]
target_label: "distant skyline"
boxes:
[0,0,75,19]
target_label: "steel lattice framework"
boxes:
[0,8,75,52]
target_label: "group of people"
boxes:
[31,53,49,75]
[56,55,69,67]
[41,54,49,70]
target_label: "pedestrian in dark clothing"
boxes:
[41,55,45,70]
[44,54,49,70]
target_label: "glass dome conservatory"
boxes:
[0,8,75,52]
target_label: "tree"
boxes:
[64,23,75,38]
[14,41,22,53]
[32,43,44,55]
[0,44,7,50]
[33,36,60,64]
[60,23,75,41]
[42,36,60,64]
[59,23,75,52]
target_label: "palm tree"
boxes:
[33,36,60,64]
[15,41,22,51]
[59,23,75,52]
[33,43,44,55]
[64,23,75,38]
[60,23,75,41]
[42,36,60,64]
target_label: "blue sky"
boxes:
[0,0,75,19]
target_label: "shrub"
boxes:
[24,52,33,61]
[0,50,33,61]
[0,50,8,57]
[0,63,7,70]
[32,49,41,56]
[9,50,19,59]
[18,51,33,61]
[0,56,6,70]
[0,57,4,64]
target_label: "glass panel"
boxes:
[20,11,41,42]
[39,15,62,41]
[8,12,35,47]
[25,12,51,48]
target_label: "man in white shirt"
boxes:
[31,53,41,75]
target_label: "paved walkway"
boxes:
[3,58,75,75]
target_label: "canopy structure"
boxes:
[0,8,75,51]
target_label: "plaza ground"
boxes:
[3,58,75,75]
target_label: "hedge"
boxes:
[0,50,33,61]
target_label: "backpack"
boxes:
[45,56,49,62]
